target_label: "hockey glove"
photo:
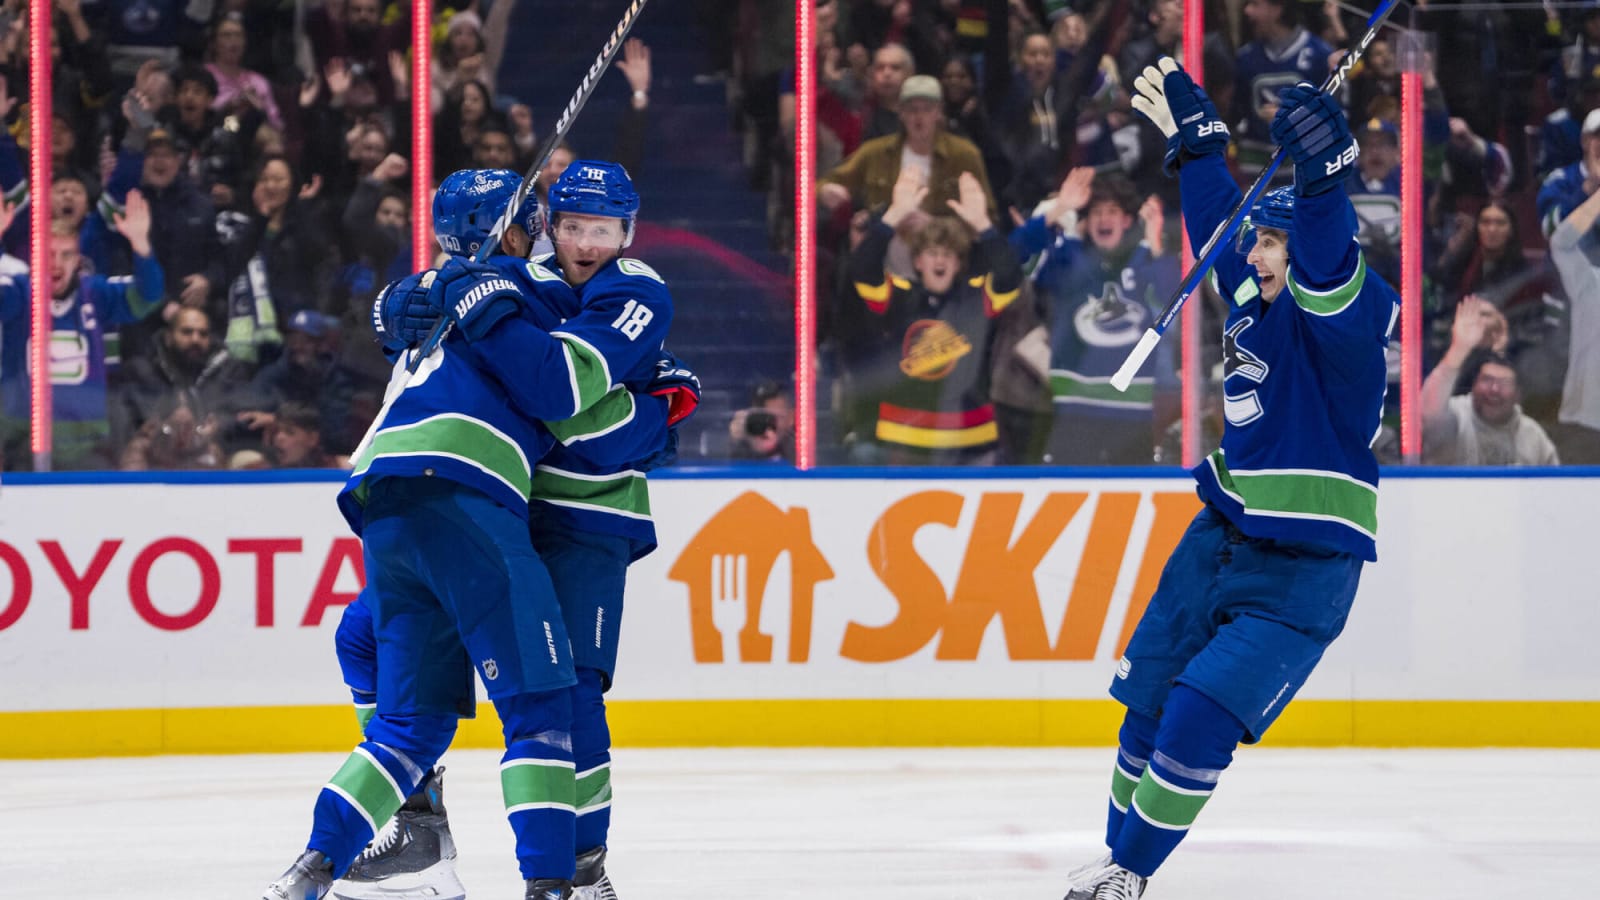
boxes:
[1132,56,1229,175]
[372,271,440,351]
[424,257,525,342]
[1270,83,1357,196]
[648,350,701,426]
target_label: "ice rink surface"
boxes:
[5,747,1597,899]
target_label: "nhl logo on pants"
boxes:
[482,659,499,681]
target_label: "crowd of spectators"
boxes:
[760,0,1600,467]
[0,0,656,472]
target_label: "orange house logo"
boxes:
[670,488,1201,664]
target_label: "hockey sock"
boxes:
[571,668,614,855]
[1106,708,1158,848]
[497,689,577,882]
[1111,685,1245,878]
[351,690,376,734]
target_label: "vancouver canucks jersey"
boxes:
[475,253,676,556]
[1182,154,1398,560]
[0,259,163,423]
[1012,216,1178,419]
[1233,29,1333,179]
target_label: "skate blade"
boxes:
[329,865,465,900]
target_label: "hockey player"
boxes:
[336,162,693,900]
[1058,58,1398,899]
[261,174,678,900]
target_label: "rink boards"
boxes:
[1,471,1597,757]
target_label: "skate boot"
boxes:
[1062,857,1146,900]
[330,767,464,900]
[525,878,574,899]
[572,846,618,900]
[263,849,334,900]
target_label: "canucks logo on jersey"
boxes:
[1222,317,1269,426]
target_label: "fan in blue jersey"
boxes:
[0,195,165,470]
[1232,0,1334,182]
[1009,168,1179,465]
[322,166,695,900]
[1058,58,1400,900]
[262,174,683,900]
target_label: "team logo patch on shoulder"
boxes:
[525,261,564,283]
[616,258,664,284]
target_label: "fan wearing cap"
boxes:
[818,73,997,222]
[1346,117,1402,286]
[236,309,362,454]
[1538,106,1600,236]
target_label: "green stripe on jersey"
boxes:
[1050,370,1154,407]
[1209,450,1378,538]
[576,762,612,813]
[501,758,576,813]
[354,414,533,500]
[1288,249,1366,316]
[326,748,407,831]
[532,466,651,520]
[1129,768,1213,830]
[547,386,636,444]
[552,333,614,415]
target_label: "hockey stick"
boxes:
[350,0,650,462]
[1108,0,1403,392]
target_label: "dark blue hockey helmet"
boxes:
[1237,185,1295,253]
[432,168,544,257]
[547,159,639,247]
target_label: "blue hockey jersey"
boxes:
[493,253,676,557]
[1181,154,1398,560]
[1233,29,1333,179]
[1011,215,1179,419]
[0,257,164,424]
[340,254,667,536]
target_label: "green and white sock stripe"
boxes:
[1109,752,1146,814]
[353,704,375,733]
[547,386,636,445]
[1206,450,1378,539]
[1288,247,1367,316]
[550,332,614,416]
[1128,767,1214,832]
[501,758,576,816]
[352,413,534,500]
[576,762,613,816]
[532,465,651,520]
[324,747,409,835]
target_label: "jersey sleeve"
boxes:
[90,252,165,325]
[471,259,674,421]
[544,387,671,465]
[1177,154,1245,256]
[848,219,909,315]
[1285,187,1400,379]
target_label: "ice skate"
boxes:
[330,768,464,900]
[525,878,574,899]
[1062,858,1146,900]
[263,849,335,900]
[572,845,618,900]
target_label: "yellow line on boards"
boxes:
[3,699,1596,758]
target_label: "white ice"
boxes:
[4,747,1597,898]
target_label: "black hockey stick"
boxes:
[1108,0,1404,392]
[351,0,651,461]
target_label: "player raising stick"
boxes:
[1059,58,1399,899]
